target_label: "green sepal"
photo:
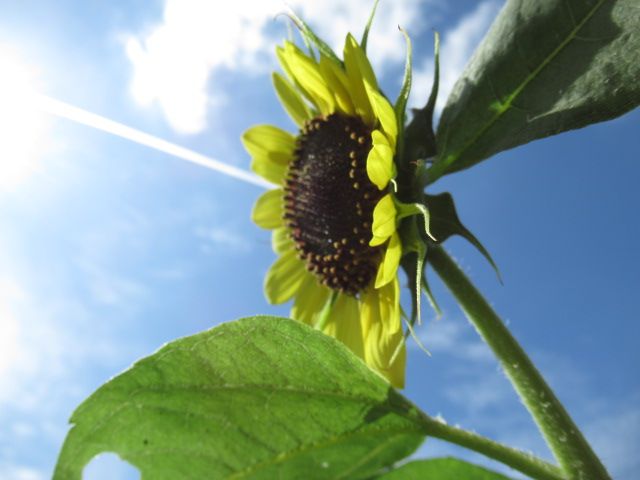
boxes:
[393,26,412,166]
[394,27,412,125]
[300,28,317,61]
[315,289,339,332]
[402,31,440,170]
[422,270,442,318]
[399,215,440,328]
[426,192,502,283]
[399,222,426,328]
[396,301,431,365]
[395,198,436,242]
[360,0,380,53]
[286,8,342,66]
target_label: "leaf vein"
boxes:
[432,0,608,180]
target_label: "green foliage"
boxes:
[360,0,380,53]
[432,0,640,180]
[376,457,514,479]
[53,316,425,480]
[426,192,501,282]
[402,31,439,168]
[393,26,413,165]
[53,2,640,478]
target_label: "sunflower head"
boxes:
[243,21,409,387]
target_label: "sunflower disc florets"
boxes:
[284,113,384,295]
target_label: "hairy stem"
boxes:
[417,414,564,480]
[428,246,610,480]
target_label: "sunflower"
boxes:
[243,33,406,388]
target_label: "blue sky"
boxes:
[0,1,638,479]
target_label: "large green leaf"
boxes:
[375,457,514,479]
[432,0,639,180]
[54,316,425,480]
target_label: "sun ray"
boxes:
[32,94,270,189]
[0,43,268,192]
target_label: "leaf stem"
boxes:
[416,414,564,480]
[428,246,610,480]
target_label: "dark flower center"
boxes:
[283,113,384,295]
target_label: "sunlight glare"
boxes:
[0,45,49,191]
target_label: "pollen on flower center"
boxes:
[283,113,384,295]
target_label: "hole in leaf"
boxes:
[83,453,139,480]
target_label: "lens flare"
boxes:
[0,45,49,191]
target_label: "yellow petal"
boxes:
[381,329,406,389]
[318,55,355,116]
[242,125,295,165]
[277,45,313,112]
[251,157,288,185]
[366,130,394,190]
[272,227,292,254]
[291,272,330,326]
[252,189,284,230]
[272,72,312,127]
[378,277,401,334]
[375,231,401,288]
[370,194,396,246]
[364,81,398,148]
[343,34,376,125]
[323,293,364,360]
[360,279,405,388]
[283,42,335,116]
[264,249,307,304]
[276,45,296,84]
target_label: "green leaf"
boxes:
[54,316,425,480]
[402,31,440,165]
[360,0,380,53]
[432,0,640,181]
[375,457,514,479]
[426,193,502,283]
[394,27,413,136]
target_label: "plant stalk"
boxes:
[417,414,565,480]
[428,245,610,480]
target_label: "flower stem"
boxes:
[417,414,564,480]
[428,246,610,480]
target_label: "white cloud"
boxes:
[73,211,151,307]
[0,465,45,480]
[586,399,640,479]
[411,314,493,364]
[416,316,525,421]
[0,275,128,412]
[0,279,28,391]
[412,313,640,478]
[0,269,143,478]
[0,278,67,407]
[125,0,436,134]
[410,0,502,116]
[77,260,149,307]
[291,0,432,72]
[195,225,251,254]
